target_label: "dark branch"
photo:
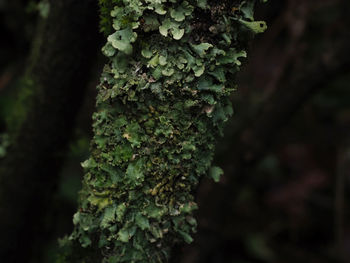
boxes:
[0,0,100,261]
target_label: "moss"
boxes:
[99,0,121,36]
[63,0,266,262]
[5,77,37,133]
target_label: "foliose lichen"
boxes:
[62,0,266,262]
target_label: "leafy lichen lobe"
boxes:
[66,0,266,262]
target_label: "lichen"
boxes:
[62,0,267,262]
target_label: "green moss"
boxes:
[6,77,37,133]
[63,0,266,262]
[99,0,122,36]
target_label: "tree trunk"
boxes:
[0,0,99,261]
[62,0,265,262]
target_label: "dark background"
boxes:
[1,0,350,262]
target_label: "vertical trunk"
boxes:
[0,0,99,261]
[62,0,266,262]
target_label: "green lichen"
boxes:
[62,0,266,262]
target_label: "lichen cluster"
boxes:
[63,0,266,262]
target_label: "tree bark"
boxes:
[62,1,266,262]
[0,0,99,261]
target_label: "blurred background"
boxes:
[1,0,350,262]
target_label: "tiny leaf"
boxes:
[208,166,223,182]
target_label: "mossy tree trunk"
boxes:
[0,0,99,261]
[61,0,266,262]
